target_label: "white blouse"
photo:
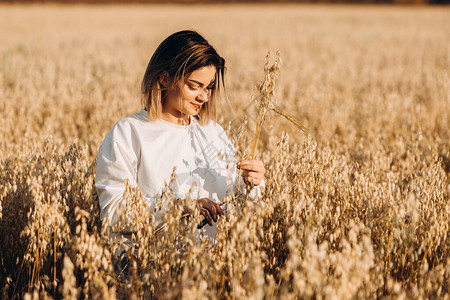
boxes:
[95,109,263,240]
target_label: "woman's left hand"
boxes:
[237,160,266,186]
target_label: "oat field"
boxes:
[0,4,449,299]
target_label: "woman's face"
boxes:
[163,65,217,121]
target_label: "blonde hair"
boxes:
[141,30,225,125]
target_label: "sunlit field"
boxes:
[0,4,449,299]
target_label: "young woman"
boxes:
[95,30,265,242]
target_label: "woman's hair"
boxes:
[141,30,225,125]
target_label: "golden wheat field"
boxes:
[0,3,449,299]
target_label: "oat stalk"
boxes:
[251,52,307,160]
[251,52,281,160]
[270,108,307,134]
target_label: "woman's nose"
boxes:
[198,88,210,102]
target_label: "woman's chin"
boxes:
[187,109,201,116]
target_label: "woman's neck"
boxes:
[161,107,191,126]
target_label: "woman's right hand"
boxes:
[197,198,224,226]
[183,198,224,226]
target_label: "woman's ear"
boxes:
[159,71,171,88]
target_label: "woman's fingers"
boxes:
[240,170,264,179]
[242,176,262,185]
[198,198,217,222]
[215,202,224,216]
[200,208,213,225]
[238,160,266,173]
[196,198,224,226]
[238,160,266,186]
[206,202,218,222]
[242,172,264,185]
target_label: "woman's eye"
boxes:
[188,85,198,91]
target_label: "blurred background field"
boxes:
[1,4,448,159]
[0,4,449,299]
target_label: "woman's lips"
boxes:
[191,103,201,109]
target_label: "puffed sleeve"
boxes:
[95,120,140,226]
[95,140,137,226]
[96,120,169,234]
